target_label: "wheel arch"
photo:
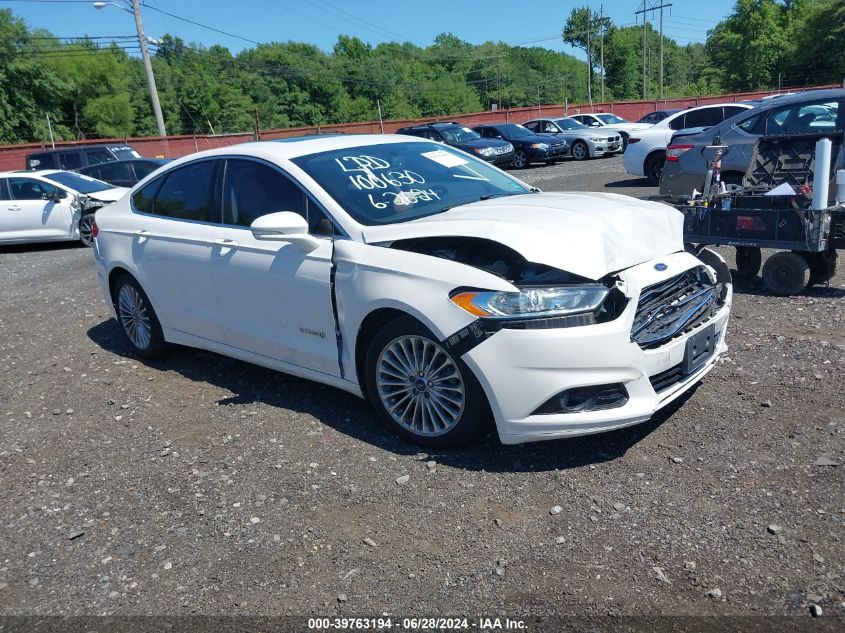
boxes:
[644,148,666,171]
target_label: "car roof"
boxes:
[157,134,437,170]
[27,143,134,154]
[0,169,63,177]
[79,158,168,167]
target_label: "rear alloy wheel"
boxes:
[512,149,529,169]
[571,140,589,161]
[734,246,762,279]
[762,251,810,296]
[365,316,487,448]
[113,274,167,358]
[645,152,666,186]
[78,214,95,247]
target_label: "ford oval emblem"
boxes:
[654,263,668,271]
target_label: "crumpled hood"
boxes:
[88,187,129,203]
[361,192,685,280]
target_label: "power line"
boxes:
[140,3,261,45]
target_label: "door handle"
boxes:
[8,206,21,211]
[134,230,150,236]
[213,238,239,249]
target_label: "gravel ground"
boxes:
[0,156,843,626]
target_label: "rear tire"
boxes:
[112,274,167,359]
[364,316,488,448]
[734,246,762,279]
[762,251,810,296]
[645,152,665,186]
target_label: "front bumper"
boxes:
[478,150,515,166]
[592,137,624,156]
[462,252,732,444]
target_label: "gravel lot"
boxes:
[1,156,843,626]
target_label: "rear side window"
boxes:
[27,153,54,169]
[58,152,82,170]
[98,162,133,183]
[152,161,218,222]
[133,162,160,179]
[131,177,164,213]
[668,114,686,130]
[680,108,721,128]
[86,148,115,165]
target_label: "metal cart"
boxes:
[677,132,845,296]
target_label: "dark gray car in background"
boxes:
[660,89,845,199]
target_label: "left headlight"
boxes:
[530,143,550,150]
[450,285,609,319]
[590,136,605,142]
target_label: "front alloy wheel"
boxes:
[571,140,589,161]
[365,317,487,447]
[512,150,528,169]
[78,214,95,247]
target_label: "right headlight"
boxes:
[590,136,605,142]
[450,285,609,319]
[530,143,550,150]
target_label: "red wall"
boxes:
[0,84,835,171]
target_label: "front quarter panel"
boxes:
[333,240,517,382]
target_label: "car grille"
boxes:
[493,146,511,155]
[631,266,722,349]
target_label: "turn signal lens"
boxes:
[450,292,490,317]
[91,219,99,239]
[450,286,609,319]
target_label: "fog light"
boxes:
[532,383,629,415]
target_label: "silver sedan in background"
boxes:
[523,117,624,161]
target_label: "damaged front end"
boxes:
[386,235,629,331]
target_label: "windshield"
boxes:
[495,124,532,139]
[439,126,481,143]
[43,171,113,194]
[110,146,141,160]
[552,117,588,130]
[597,114,628,124]
[292,142,531,226]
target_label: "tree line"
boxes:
[0,0,842,145]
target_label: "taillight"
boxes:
[91,219,99,239]
[628,137,641,144]
[666,144,694,162]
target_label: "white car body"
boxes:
[570,113,653,139]
[0,169,127,245]
[92,135,732,445]
[623,103,754,179]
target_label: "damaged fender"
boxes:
[332,240,517,385]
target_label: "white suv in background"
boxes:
[623,103,754,185]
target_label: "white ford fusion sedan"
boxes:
[92,134,732,447]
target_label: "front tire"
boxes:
[364,316,487,448]
[79,214,95,247]
[735,246,762,279]
[512,150,529,169]
[571,140,589,161]
[112,274,167,358]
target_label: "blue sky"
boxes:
[5,0,734,58]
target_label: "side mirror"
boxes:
[43,190,66,202]
[250,211,320,252]
[590,121,602,127]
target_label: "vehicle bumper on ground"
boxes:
[659,161,703,200]
[462,254,732,444]
[590,137,624,156]
[477,150,515,167]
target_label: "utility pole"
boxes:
[95,1,167,138]
[586,6,592,106]
[599,3,605,103]
[130,0,166,138]
[45,112,55,149]
[636,2,672,101]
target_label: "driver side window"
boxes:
[8,178,60,201]
[222,159,334,235]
